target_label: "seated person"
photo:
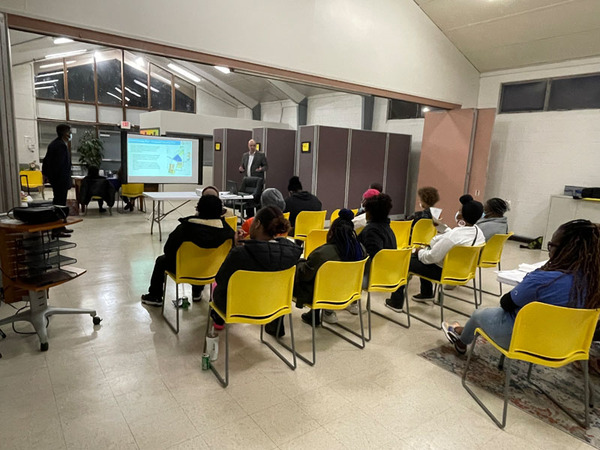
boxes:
[141,195,235,306]
[476,197,509,241]
[353,188,381,231]
[241,188,286,237]
[211,206,302,336]
[294,209,366,325]
[284,176,322,229]
[385,194,485,311]
[80,166,115,213]
[443,219,600,354]
[201,185,235,217]
[407,186,439,225]
[358,193,398,303]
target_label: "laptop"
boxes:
[226,180,238,195]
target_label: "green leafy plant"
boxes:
[77,130,104,169]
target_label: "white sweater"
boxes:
[418,225,485,267]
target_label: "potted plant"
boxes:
[77,130,104,170]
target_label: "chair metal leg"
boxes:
[321,299,366,349]
[278,308,317,365]
[462,336,511,429]
[260,314,297,370]
[409,286,444,329]
[161,275,180,334]
[367,290,410,342]
[208,322,229,388]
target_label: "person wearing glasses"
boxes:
[443,219,600,354]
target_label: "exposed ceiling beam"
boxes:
[267,79,305,104]
[176,60,259,109]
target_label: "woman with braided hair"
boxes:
[443,219,600,354]
[294,209,366,326]
[476,197,510,241]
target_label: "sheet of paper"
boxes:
[430,207,442,220]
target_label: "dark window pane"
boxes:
[174,76,195,113]
[34,62,65,100]
[150,65,172,110]
[67,57,95,102]
[548,75,600,111]
[500,81,547,113]
[97,50,123,105]
[123,53,148,108]
[389,99,419,119]
[38,121,60,160]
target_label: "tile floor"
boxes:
[0,203,593,449]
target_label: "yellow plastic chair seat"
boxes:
[390,220,412,249]
[303,229,328,257]
[294,210,327,241]
[410,219,436,247]
[463,302,600,429]
[224,215,237,231]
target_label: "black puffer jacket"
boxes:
[358,219,397,276]
[213,238,302,312]
[284,191,323,226]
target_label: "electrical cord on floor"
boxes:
[9,302,50,335]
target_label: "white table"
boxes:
[496,261,547,286]
[144,191,254,241]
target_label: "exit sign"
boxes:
[120,121,131,129]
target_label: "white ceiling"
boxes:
[414,0,600,72]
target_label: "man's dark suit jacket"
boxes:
[42,137,72,189]
[240,151,268,179]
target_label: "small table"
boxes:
[496,261,547,286]
[144,191,254,241]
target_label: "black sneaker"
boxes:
[265,318,285,337]
[385,298,404,313]
[141,293,163,306]
[412,293,435,303]
[301,310,321,326]
[99,207,107,213]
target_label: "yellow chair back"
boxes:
[410,219,436,247]
[283,212,290,220]
[172,240,232,286]
[479,233,513,268]
[367,248,412,293]
[390,220,412,249]
[121,183,144,197]
[351,208,358,215]
[19,170,44,188]
[223,266,296,324]
[329,209,341,224]
[312,259,368,310]
[225,215,237,231]
[294,210,327,241]
[304,229,328,257]
[439,245,484,286]
[480,303,600,368]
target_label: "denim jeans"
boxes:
[459,307,515,350]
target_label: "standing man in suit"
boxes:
[239,139,268,179]
[42,124,72,207]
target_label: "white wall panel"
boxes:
[37,100,65,120]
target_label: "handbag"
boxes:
[10,205,69,224]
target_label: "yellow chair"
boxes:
[351,208,358,216]
[283,212,290,221]
[162,240,232,333]
[120,183,145,212]
[224,215,237,231]
[410,219,436,247]
[475,233,514,304]
[205,267,297,387]
[463,302,600,429]
[365,248,412,340]
[303,229,328,257]
[289,258,368,366]
[19,170,45,198]
[294,210,327,242]
[390,220,412,249]
[409,245,484,329]
[329,209,341,225]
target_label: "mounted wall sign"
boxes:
[301,142,311,153]
[140,128,160,136]
[215,142,222,151]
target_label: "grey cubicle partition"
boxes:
[212,128,252,190]
[296,125,411,215]
[252,128,296,196]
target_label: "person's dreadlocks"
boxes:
[542,219,600,308]
[328,209,363,261]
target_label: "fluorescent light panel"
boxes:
[34,79,58,85]
[124,86,141,98]
[167,63,200,82]
[214,66,230,74]
[44,49,87,60]
[53,37,74,44]
[35,86,54,91]
[35,71,64,77]
[106,92,121,101]
[133,79,148,90]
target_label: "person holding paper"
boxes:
[407,186,440,225]
[443,219,600,354]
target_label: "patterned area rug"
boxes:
[419,339,600,447]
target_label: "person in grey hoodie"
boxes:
[476,198,509,241]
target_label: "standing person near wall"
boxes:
[239,139,268,179]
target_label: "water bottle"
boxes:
[205,326,219,361]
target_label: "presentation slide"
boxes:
[126,135,200,184]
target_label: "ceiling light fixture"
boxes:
[124,86,141,98]
[167,63,201,82]
[35,86,54,91]
[125,96,131,102]
[174,83,180,89]
[106,92,122,101]
[422,107,430,113]
[150,86,159,93]
[214,66,231,74]
[133,79,148,90]
[39,62,63,69]
[34,79,59,85]
[44,49,86,60]
[53,37,74,45]
[115,86,122,93]
[135,57,145,66]
[35,70,64,78]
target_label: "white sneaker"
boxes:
[322,310,338,324]
[345,302,359,315]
